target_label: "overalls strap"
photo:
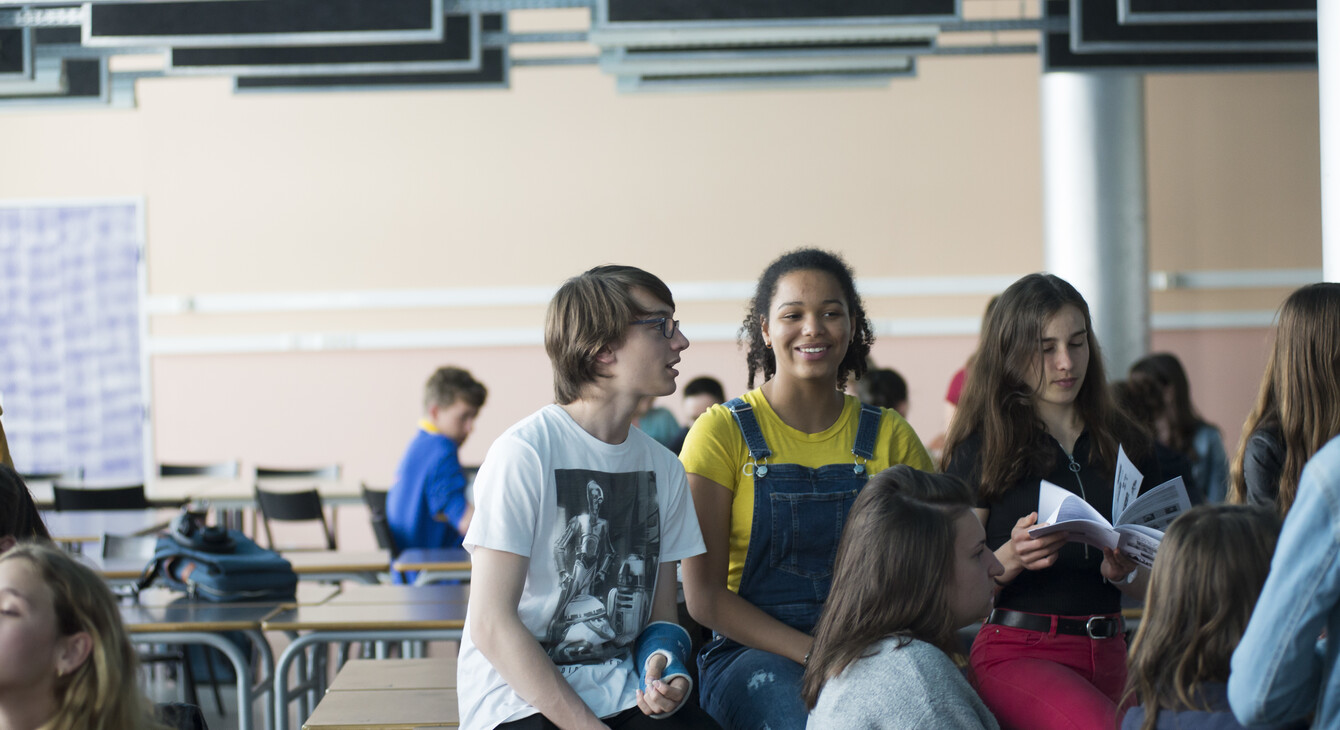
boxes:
[725,397,772,461]
[851,403,882,461]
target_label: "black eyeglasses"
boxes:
[631,316,680,339]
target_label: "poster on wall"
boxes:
[0,199,145,481]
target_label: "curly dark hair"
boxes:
[740,248,873,390]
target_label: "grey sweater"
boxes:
[807,637,1000,730]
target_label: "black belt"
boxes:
[986,608,1124,640]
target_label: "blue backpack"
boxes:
[142,512,297,602]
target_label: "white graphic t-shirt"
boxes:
[458,405,706,729]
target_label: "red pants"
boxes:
[970,617,1128,730]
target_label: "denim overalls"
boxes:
[697,397,881,730]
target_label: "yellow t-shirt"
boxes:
[679,388,934,593]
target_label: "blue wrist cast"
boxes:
[633,621,693,718]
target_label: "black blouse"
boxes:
[945,430,1160,617]
[1241,425,1284,509]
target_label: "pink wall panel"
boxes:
[151,328,1272,485]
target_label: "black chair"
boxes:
[159,462,240,479]
[360,484,397,556]
[52,483,149,511]
[19,468,82,483]
[256,464,340,480]
[154,702,210,730]
[254,485,335,551]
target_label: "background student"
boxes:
[1229,282,1340,517]
[1110,379,1199,504]
[0,465,50,551]
[941,273,1156,730]
[0,543,167,730]
[668,376,725,455]
[681,248,933,730]
[458,265,719,730]
[387,365,487,579]
[803,466,1002,730]
[1129,353,1229,503]
[1229,434,1340,729]
[856,367,909,418]
[1122,504,1299,730]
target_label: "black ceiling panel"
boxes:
[1074,0,1315,53]
[1043,0,1316,71]
[234,46,506,91]
[605,0,956,23]
[0,28,28,77]
[86,0,442,47]
[171,13,473,71]
[1122,0,1314,24]
[34,27,83,46]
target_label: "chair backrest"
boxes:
[154,702,210,730]
[21,468,84,483]
[361,483,388,516]
[253,485,335,550]
[52,483,149,511]
[159,461,240,479]
[360,484,397,555]
[256,464,340,480]
[100,533,158,560]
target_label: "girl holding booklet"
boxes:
[941,273,1158,730]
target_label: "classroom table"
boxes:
[42,508,174,546]
[391,547,471,586]
[324,656,456,692]
[122,597,281,730]
[284,549,391,585]
[324,584,469,605]
[264,601,467,730]
[83,553,150,584]
[122,585,341,607]
[303,688,458,729]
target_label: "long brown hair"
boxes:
[801,466,975,709]
[1122,505,1279,730]
[1,544,166,730]
[1129,352,1215,460]
[1229,283,1340,516]
[940,273,1143,500]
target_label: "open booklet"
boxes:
[1025,446,1193,569]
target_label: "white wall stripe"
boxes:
[143,268,1320,316]
[145,310,1281,355]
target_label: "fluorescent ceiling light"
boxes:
[589,23,940,49]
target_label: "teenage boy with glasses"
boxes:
[458,265,720,730]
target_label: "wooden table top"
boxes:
[83,554,150,580]
[303,688,458,729]
[284,550,391,575]
[326,658,457,692]
[121,600,282,633]
[391,548,471,572]
[127,584,340,607]
[42,509,175,544]
[325,584,469,605]
[263,602,466,632]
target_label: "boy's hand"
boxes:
[635,652,689,716]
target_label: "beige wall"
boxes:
[0,48,1320,483]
